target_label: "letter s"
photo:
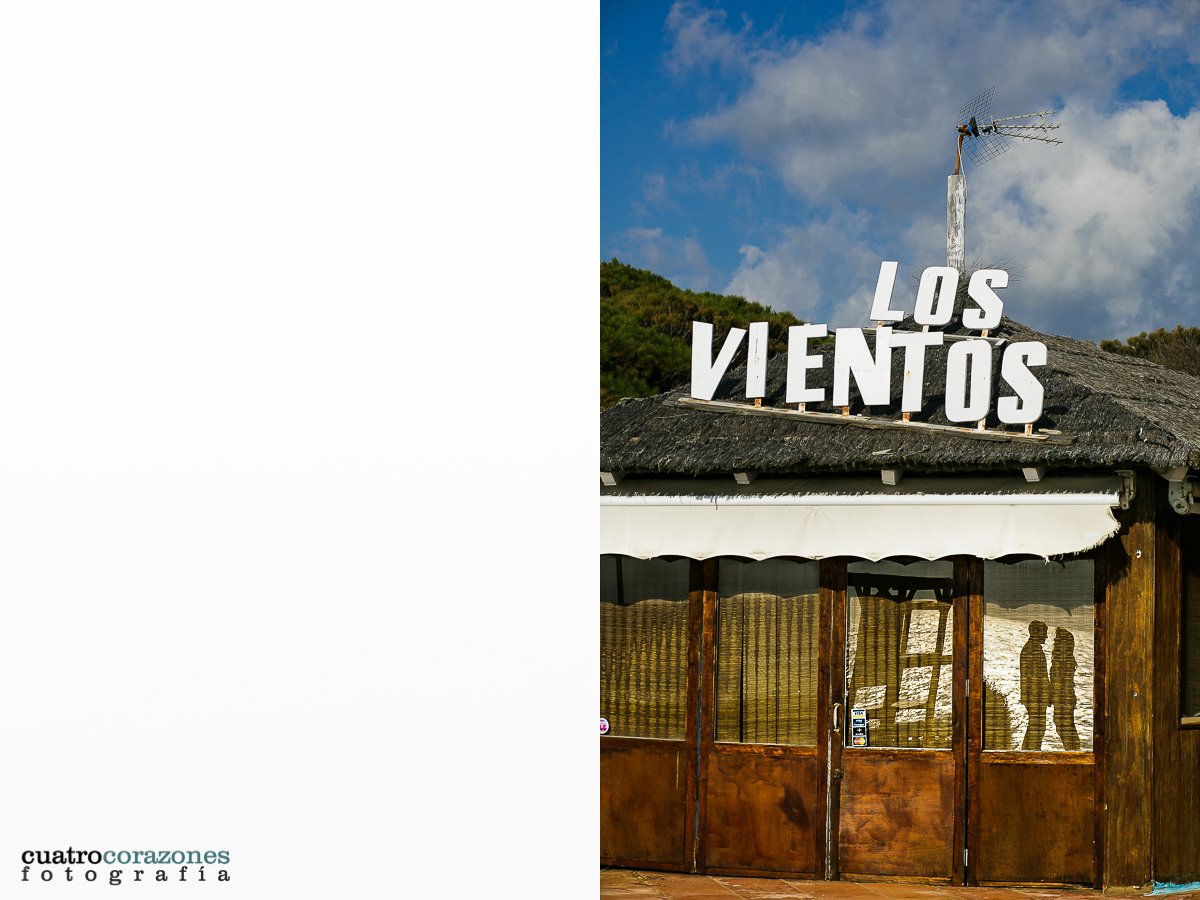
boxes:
[997,341,1047,424]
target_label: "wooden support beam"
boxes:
[881,468,903,486]
[1022,466,1047,483]
[733,471,757,485]
[1105,471,1155,888]
[600,471,622,487]
[673,397,1074,445]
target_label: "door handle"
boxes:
[832,702,842,734]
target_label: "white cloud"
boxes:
[664,0,757,77]
[665,0,1200,339]
[610,226,718,291]
[967,98,1200,337]
[724,209,892,326]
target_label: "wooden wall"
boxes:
[1107,473,1200,888]
[1154,485,1200,884]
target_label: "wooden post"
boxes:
[1105,472,1156,888]
[947,175,966,272]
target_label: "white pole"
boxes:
[947,174,966,271]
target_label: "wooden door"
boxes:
[966,557,1100,887]
[828,560,968,882]
[696,558,828,877]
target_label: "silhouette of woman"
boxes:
[1050,627,1080,751]
[1020,620,1050,750]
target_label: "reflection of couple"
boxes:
[1019,620,1079,751]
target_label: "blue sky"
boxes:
[601,0,1200,342]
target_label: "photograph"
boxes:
[600,2,1200,897]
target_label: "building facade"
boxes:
[599,314,1200,889]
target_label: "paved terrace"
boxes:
[601,869,1200,900]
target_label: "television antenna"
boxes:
[953,88,1063,175]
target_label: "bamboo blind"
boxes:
[715,559,820,746]
[599,556,689,739]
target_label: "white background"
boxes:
[0,3,596,896]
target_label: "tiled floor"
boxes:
[600,869,1200,900]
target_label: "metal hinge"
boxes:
[964,848,969,868]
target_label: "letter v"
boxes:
[691,322,746,400]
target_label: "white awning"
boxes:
[600,475,1122,561]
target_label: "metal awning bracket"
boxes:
[1117,470,1137,510]
[1167,476,1197,515]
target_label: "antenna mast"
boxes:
[954,88,1063,175]
[947,89,1063,270]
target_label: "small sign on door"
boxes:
[850,707,868,747]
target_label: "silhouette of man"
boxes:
[1020,620,1050,750]
[1050,627,1080,751]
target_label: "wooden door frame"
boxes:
[817,558,841,879]
[599,556,706,872]
[692,558,716,872]
[824,557,846,880]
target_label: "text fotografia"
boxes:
[691,262,1048,425]
[21,847,230,886]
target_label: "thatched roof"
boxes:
[600,316,1200,477]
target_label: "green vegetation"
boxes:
[1100,325,1200,377]
[601,259,805,409]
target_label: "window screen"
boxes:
[600,555,690,739]
[715,559,820,746]
[983,559,1094,751]
[845,560,955,750]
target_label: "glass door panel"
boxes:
[845,560,955,750]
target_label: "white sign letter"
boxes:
[785,324,828,404]
[868,261,905,322]
[746,322,769,399]
[913,266,959,328]
[963,269,1007,331]
[833,327,892,407]
[891,330,945,413]
[945,339,993,422]
[997,341,1047,424]
[691,322,747,400]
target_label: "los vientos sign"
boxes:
[691,262,1047,425]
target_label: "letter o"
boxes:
[944,340,993,422]
[914,266,959,327]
